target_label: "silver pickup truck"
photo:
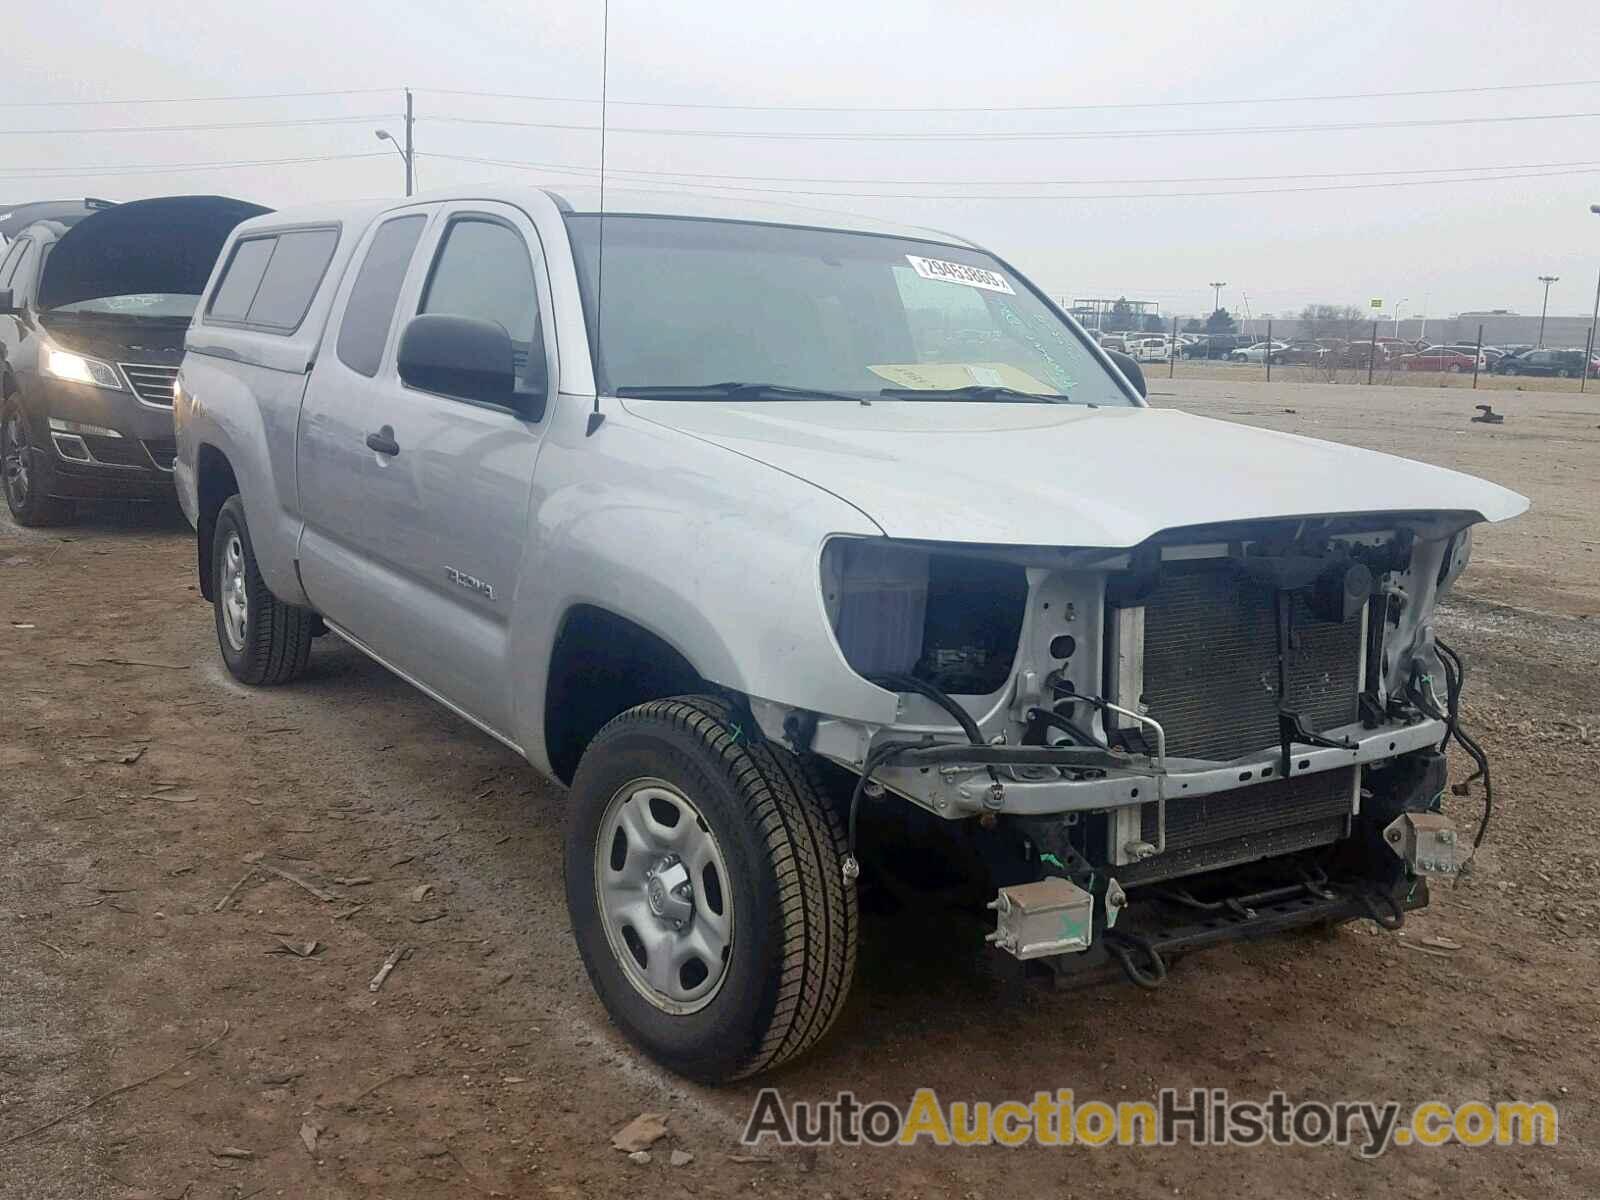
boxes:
[174,186,1526,1082]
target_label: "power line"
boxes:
[423,153,1600,189]
[0,76,1589,114]
[0,87,397,108]
[420,152,1600,201]
[419,77,1600,113]
[0,114,399,136]
[0,152,390,181]
[421,108,1600,141]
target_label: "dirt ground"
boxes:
[1,378,1597,1199]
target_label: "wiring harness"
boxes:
[1410,636,1494,850]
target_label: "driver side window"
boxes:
[420,218,546,401]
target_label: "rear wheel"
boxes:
[565,696,856,1082]
[211,495,316,684]
[1,399,76,527]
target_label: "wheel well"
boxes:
[195,444,239,601]
[544,605,705,784]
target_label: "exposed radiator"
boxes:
[1138,559,1363,761]
[1119,767,1357,885]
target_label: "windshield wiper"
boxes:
[616,381,867,403]
[878,385,1090,406]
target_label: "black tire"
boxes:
[1,397,76,527]
[211,495,315,685]
[565,695,856,1082]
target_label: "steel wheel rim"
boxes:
[594,776,735,1014]
[2,411,30,507]
[220,532,248,652]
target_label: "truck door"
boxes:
[297,205,436,630]
[317,202,555,739]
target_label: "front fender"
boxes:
[506,395,898,773]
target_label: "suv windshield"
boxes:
[46,293,199,319]
[565,214,1134,406]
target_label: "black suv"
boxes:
[0,196,264,524]
[1494,348,1597,379]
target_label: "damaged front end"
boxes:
[795,513,1487,986]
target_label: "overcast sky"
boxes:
[5,0,1600,320]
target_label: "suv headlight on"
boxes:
[41,345,125,391]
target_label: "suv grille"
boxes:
[120,363,179,406]
[1139,560,1363,761]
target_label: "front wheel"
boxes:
[211,495,316,684]
[2,399,75,527]
[565,696,857,1082]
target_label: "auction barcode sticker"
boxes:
[905,255,1015,294]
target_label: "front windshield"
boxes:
[46,293,199,319]
[565,215,1135,406]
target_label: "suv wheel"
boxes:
[211,495,316,684]
[566,695,856,1082]
[2,400,76,527]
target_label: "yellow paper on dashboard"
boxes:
[867,362,1054,393]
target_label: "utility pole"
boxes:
[404,87,414,197]
[1587,206,1600,393]
[1209,281,1227,315]
[1537,275,1559,347]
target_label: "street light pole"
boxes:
[1393,298,1408,338]
[375,88,416,197]
[1209,281,1227,314]
[1586,206,1599,393]
[1537,275,1560,347]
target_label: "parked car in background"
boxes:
[1228,340,1289,364]
[1444,344,1506,366]
[0,195,265,525]
[1130,335,1170,363]
[1277,341,1334,366]
[173,184,1525,1081]
[1181,334,1253,359]
[1401,346,1480,373]
[1495,348,1598,378]
[0,197,116,247]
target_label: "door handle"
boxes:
[365,425,400,456]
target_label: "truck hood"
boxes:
[622,399,1529,547]
[38,195,268,310]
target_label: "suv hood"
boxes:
[622,399,1529,547]
[38,195,268,310]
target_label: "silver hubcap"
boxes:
[595,778,734,1014]
[2,411,30,507]
[220,532,248,652]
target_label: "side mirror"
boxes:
[0,289,16,316]
[1104,347,1148,399]
[397,314,516,408]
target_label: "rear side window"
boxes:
[247,229,338,329]
[336,215,427,377]
[207,227,338,332]
[208,237,275,322]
